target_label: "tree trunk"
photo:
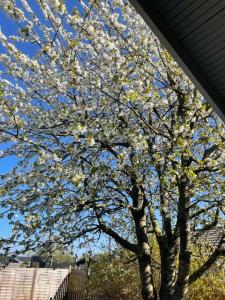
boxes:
[138,254,156,300]
[132,208,157,300]
[173,178,191,300]
[159,241,178,300]
[157,171,178,300]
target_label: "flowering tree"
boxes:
[0,1,224,299]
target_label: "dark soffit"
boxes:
[129,0,225,122]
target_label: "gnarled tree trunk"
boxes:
[159,241,178,300]
[173,177,191,300]
[138,253,156,300]
[133,207,157,300]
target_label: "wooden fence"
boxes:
[50,273,69,300]
[50,268,110,300]
[0,267,111,300]
[0,267,68,300]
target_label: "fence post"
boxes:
[11,269,17,300]
[30,268,38,300]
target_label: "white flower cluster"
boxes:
[0,0,224,259]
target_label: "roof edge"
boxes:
[129,0,225,123]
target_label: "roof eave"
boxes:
[129,0,225,123]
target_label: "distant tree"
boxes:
[51,249,74,268]
[34,238,74,267]
[0,1,224,299]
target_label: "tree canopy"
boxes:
[0,1,224,299]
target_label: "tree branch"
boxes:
[190,203,217,219]
[98,223,138,254]
[148,206,162,238]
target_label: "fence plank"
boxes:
[0,268,68,300]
